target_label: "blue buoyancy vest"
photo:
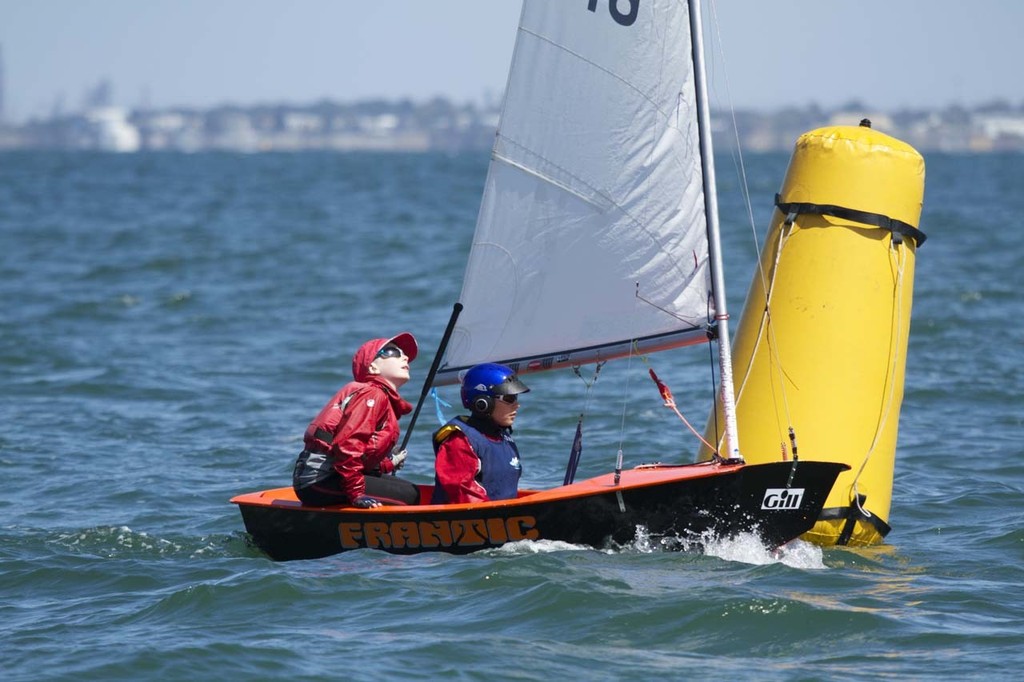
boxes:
[433,416,522,502]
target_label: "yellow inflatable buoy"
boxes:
[701,122,926,546]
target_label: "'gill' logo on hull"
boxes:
[761,488,805,510]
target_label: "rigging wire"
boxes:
[706,0,763,264]
[632,284,720,456]
[706,318,721,455]
[735,219,798,445]
[612,285,644,486]
[849,237,909,517]
[706,0,799,458]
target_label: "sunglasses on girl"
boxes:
[495,394,519,405]
[375,344,404,359]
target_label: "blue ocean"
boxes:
[1,149,1021,680]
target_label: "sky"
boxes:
[1,0,1021,123]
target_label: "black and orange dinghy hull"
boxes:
[231,460,847,561]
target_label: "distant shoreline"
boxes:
[2,98,1022,153]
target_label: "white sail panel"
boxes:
[442,0,711,378]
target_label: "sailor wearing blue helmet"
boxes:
[430,363,530,504]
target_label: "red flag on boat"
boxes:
[649,368,674,404]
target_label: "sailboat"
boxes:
[232,0,847,561]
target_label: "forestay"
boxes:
[437,0,714,384]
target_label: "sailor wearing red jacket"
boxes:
[431,363,530,505]
[293,333,421,508]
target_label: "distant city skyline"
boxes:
[1,1,1022,123]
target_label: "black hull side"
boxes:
[236,461,845,561]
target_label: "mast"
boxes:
[688,0,742,460]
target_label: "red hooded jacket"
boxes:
[302,337,414,501]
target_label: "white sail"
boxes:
[439,0,714,382]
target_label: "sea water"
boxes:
[1,150,1022,680]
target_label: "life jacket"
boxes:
[431,416,522,503]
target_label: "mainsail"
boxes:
[437,0,718,383]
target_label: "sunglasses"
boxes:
[375,344,404,359]
[495,394,519,405]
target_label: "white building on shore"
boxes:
[85,107,140,152]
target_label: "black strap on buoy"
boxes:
[775,193,927,247]
[818,494,892,545]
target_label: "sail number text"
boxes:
[587,0,639,26]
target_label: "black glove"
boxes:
[353,495,382,509]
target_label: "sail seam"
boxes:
[517,26,671,118]
[491,151,606,210]
[491,137,710,300]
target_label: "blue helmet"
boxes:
[461,363,530,415]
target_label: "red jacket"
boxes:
[432,430,490,504]
[303,376,412,501]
